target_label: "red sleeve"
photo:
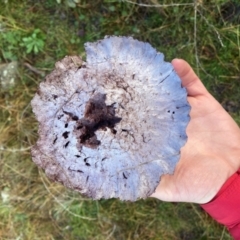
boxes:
[200,169,240,239]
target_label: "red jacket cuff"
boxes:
[200,169,240,239]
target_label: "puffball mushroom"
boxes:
[31,36,190,201]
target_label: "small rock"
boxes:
[0,61,18,90]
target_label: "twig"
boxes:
[24,62,45,76]
[122,0,194,8]
[237,26,240,58]
[193,2,213,78]
[0,146,32,152]
[106,225,116,240]
[197,9,225,47]
[190,203,205,223]
[194,1,199,76]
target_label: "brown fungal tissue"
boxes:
[74,93,121,149]
[31,36,190,201]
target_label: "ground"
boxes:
[0,0,239,239]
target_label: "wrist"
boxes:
[196,156,237,204]
[200,169,240,239]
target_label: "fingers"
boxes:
[172,59,209,97]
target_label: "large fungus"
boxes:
[31,36,190,201]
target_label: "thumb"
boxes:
[172,59,209,97]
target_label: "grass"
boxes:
[0,0,239,239]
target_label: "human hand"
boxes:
[151,59,240,204]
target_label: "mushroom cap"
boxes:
[31,36,190,201]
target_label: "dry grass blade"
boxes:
[38,171,96,220]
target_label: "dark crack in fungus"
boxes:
[74,93,121,149]
[31,36,191,201]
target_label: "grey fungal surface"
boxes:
[31,36,190,201]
